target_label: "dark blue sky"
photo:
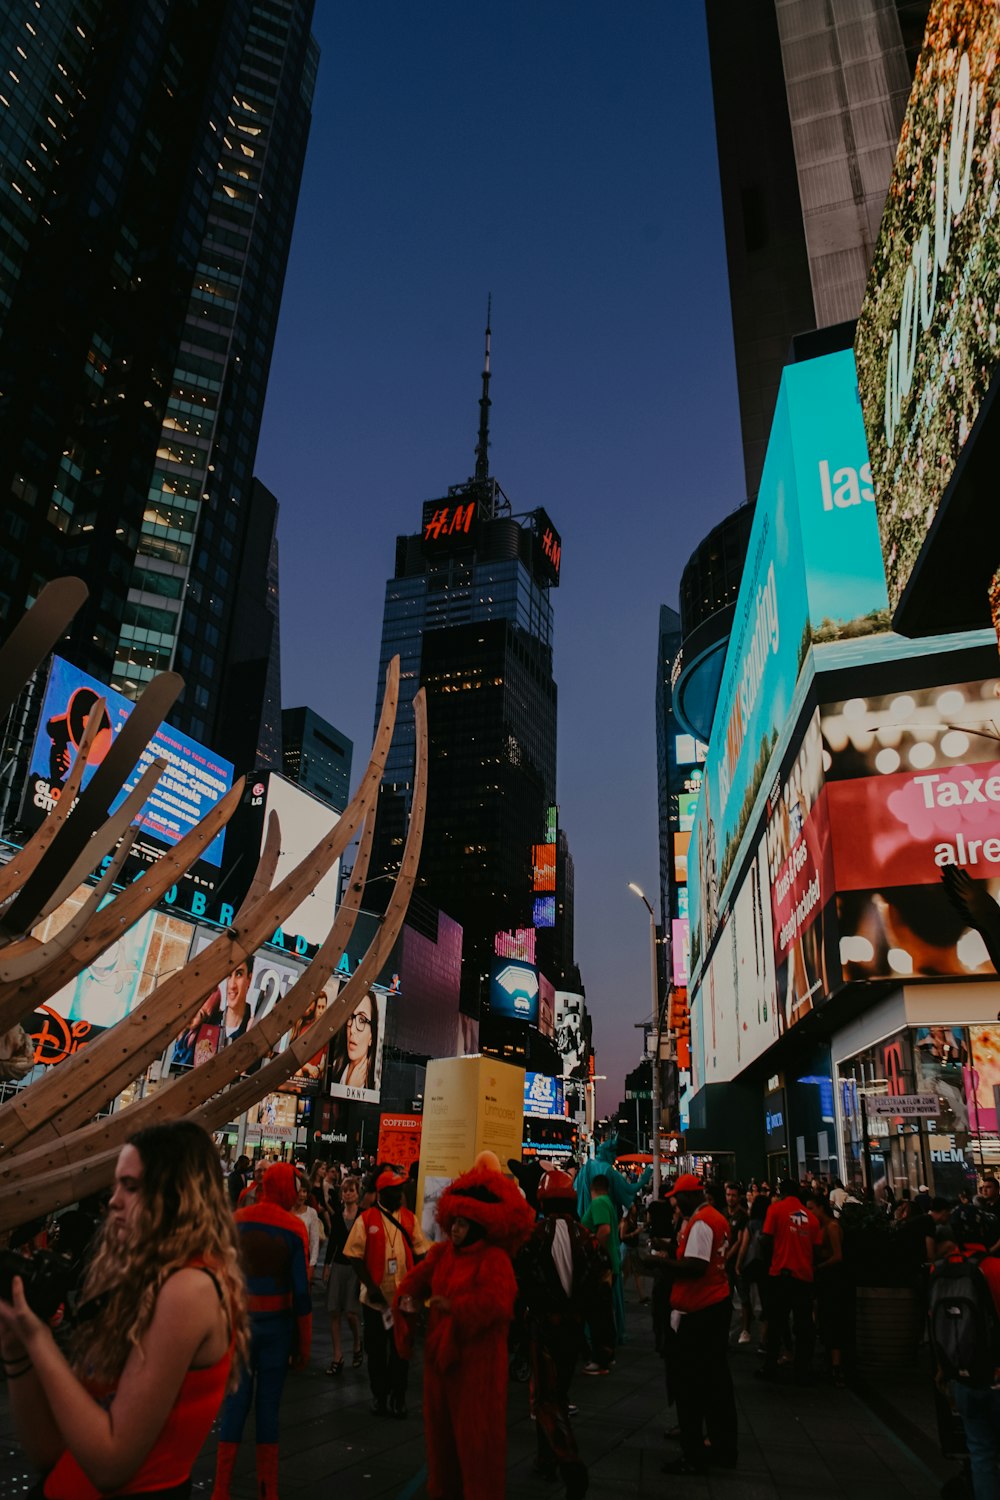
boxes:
[255,2,746,1110]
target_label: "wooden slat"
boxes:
[0,658,399,1157]
[0,777,246,1035]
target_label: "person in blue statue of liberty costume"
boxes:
[576,1137,641,1347]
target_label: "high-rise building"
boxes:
[705,0,930,496]
[0,1,317,748]
[282,705,353,814]
[370,317,567,1059]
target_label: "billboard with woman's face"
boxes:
[327,984,387,1104]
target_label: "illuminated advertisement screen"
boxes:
[677,792,699,831]
[823,668,1000,985]
[671,918,690,986]
[23,656,234,866]
[691,646,999,1089]
[495,927,536,962]
[489,959,540,1024]
[555,990,586,1075]
[533,894,555,928]
[533,508,562,586]
[524,1071,565,1118]
[421,496,479,553]
[669,986,691,1072]
[855,2,1000,617]
[544,805,558,843]
[673,831,689,885]
[688,349,890,975]
[532,843,556,891]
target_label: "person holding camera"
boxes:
[0,1120,247,1500]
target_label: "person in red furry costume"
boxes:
[393,1165,535,1500]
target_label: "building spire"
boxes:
[474,294,492,485]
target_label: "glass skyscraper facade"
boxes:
[0,0,317,752]
[371,470,563,1045]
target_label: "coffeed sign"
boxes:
[855,1,1000,615]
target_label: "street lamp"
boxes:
[628,881,662,1196]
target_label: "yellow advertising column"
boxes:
[416,1055,525,1238]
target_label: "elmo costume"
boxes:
[394,1166,534,1500]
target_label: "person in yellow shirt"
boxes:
[343,1169,430,1417]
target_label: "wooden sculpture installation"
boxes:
[0,579,425,1230]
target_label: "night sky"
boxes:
[254,2,746,1111]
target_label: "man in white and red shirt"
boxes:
[761,1179,822,1380]
[651,1174,736,1477]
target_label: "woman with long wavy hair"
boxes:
[328,990,380,1092]
[0,1119,247,1499]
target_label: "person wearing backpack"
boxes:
[928,1225,1000,1499]
[734,1193,769,1349]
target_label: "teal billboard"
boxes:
[690,349,891,973]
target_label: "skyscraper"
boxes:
[705,0,930,496]
[0,1,317,748]
[370,316,566,1055]
[282,705,353,813]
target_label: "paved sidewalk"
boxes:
[0,1287,962,1498]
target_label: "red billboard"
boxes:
[822,670,1000,982]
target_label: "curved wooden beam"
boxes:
[0,697,107,911]
[0,578,88,724]
[0,810,375,1183]
[0,658,400,1157]
[0,1144,119,1233]
[0,686,424,1223]
[0,777,246,1037]
[0,827,139,982]
[30,758,166,927]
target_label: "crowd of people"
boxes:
[1,1131,999,1500]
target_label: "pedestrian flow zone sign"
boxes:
[866,1093,938,1118]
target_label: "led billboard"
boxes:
[691,652,1000,1090]
[823,670,1000,983]
[258,775,341,949]
[689,349,891,970]
[421,497,479,554]
[24,656,234,866]
[532,844,556,891]
[554,990,586,1075]
[489,959,540,1024]
[671,918,690,987]
[524,1071,565,1118]
[855,3,1000,622]
[533,895,556,928]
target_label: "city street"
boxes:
[0,1289,956,1499]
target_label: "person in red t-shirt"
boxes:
[647,1174,737,1477]
[760,1179,822,1380]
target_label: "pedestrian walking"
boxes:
[343,1167,430,1417]
[212,1162,312,1500]
[395,1165,535,1500]
[581,1174,625,1350]
[516,1168,605,1499]
[648,1174,737,1478]
[928,1221,1000,1499]
[806,1189,850,1385]
[321,1175,363,1375]
[0,1121,247,1499]
[760,1179,821,1382]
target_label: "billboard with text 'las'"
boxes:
[689,350,891,976]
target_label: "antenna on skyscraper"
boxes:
[474,294,492,491]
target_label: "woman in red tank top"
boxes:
[0,1120,248,1499]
